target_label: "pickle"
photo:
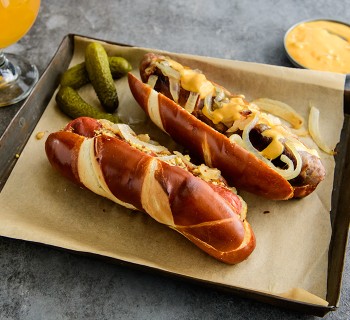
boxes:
[60,62,89,89]
[56,86,119,123]
[60,57,132,89]
[85,42,119,113]
[109,56,132,78]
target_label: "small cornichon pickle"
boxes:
[85,42,119,113]
[56,86,119,123]
[109,57,132,78]
[60,57,132,89]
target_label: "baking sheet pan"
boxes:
[0,34,349,317]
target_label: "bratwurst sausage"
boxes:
[129,53,325,199]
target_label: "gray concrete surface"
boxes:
[0,0,349,319]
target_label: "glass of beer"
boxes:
[0,0,41,107]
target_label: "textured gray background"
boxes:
[0,0,349,319]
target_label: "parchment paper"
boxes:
[0,36,345,305]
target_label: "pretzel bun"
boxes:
[128,72,294,200]
[45,117,255,264]
[128,53,326,199]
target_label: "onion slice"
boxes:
[252,98,304,129]
[198,164,221,181]
[229,133,245,147]
[241,114,302,180]
[173,151,195,169]
[155,61,181,80]
[283,140,303,180]
[226,117,252,133]
[184,92,199,113]
[201,92,215,122]
[214,86,225,103]
[147,75,158,89]
[169,77,180,103]
[117,124,168,153]
[157,155,177,162]
[308,106,335,155]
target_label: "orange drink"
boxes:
[0,0,41,49]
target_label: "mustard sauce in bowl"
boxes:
[284,19,350,74]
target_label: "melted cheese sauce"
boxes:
[203,97,245,124]
[285,20,350,73]
[167,58,214,98]
[160,57,304,162]
[180,69,215,98]
[260,129,284,160]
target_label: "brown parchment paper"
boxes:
[0,36,345,305]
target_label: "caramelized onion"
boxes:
[155,61,180,80]
[117,124,168,153]
[241,114,302,180]
[184,92,199,113]
[308,106,335,155]
[198,164,221,181]
[214,86,225,103]
[252,98,304,129]
[169,77,180,103]
[226,117,252,133]
[204,92,213,111]
[201,92,215,121]
[147,75,158,88]
[283,141,302,180]
[157,155,177,162]
[229,133,245,147]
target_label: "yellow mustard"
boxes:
[285,20,350,74]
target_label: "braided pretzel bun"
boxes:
[45,117,255,264]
